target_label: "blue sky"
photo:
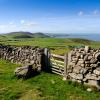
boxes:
[0,0,100,33]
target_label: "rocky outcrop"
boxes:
[67,46,100,89]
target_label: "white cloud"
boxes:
[24,22,38,27]
[0,20,39,33]
[78,10,100,17]
[0,25,6,28]
[0,16,100,34]
[20,20,25,24]
[78,11,84,16]
[93,9,99,15]
[0,21,17,33]
[20,20,38,27]
[9,21,14,25]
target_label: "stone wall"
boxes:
[0,44,44,71]
[67,46,100,89]
[0,44,100,88]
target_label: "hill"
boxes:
[2,32,50,39]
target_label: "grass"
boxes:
[0,37,100,55]
[0,59,100,100]
[0,37,100,99]
[0,38,94,47]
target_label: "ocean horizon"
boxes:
[54,34,100,41]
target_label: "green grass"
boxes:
[0,35,100,99]
[0,59,100,100]
[0,38,91,46]
[0,37,100,55]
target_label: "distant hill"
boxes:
[3,32,50,39]
[33,32,50,38]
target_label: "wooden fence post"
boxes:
[44,48,51,72]
[63,53,68,80]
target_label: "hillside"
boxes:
[0,35,100,100]
[2,32,50,39]
[0,59,100,100]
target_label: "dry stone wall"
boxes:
[0,44,44,71]
[67,46,100,88]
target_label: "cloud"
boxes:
[78,10,100,17]
[20,20,25,24]
[0,21,17,33]
[93,9,99,15]
[78,11,84,16]
[20,20,38,27]
[0,25,6,28]
[0,20,39,33]
[24,22,38,27]
[9,21,14,25]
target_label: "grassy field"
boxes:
[0,37,100,55]
[0,59,100,100]
[0,37,100,100]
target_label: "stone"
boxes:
[87,88,92,92]
[87,80,100,88]
[25,59,29,62]
[69,73,83,80]
[90,64,97,68]
[30,60,35,64]
[73,66,82,74]
[97,62,100,66]
[94,52,100,61]
[93,68,100,76]
[62,77,67,81]
[77,80,82,83]
[85,46,90,53]
[85,64,90,67]
[83,78,87,82]
[80,64,85,67]
[78,59,84,64]
[72,60,77,63]
[37,65,41,72]
[84,55,88,61]
[72,57,78,61]
[14,65,39,78]
[90,58,98,64]
[80,54,84,59]
[80,68,87,74]
[88,56,93,60]
[79,49,82,52]
[71,51,76,56]
[85,61,90,64]
[85,73,99,80]
[76,53,81,58]
[15,66,28,77]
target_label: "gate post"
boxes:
[63,53,68,80]
[44,48,51,72]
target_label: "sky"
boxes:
[0,0,100,34]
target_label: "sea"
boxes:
[54,34,100,41]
